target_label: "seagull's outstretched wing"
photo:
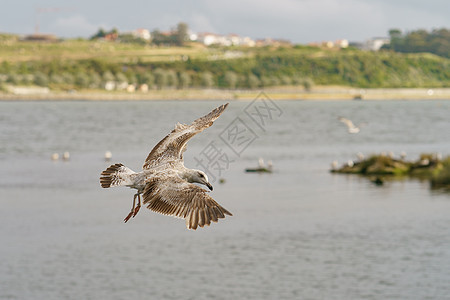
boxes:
[338,117,356,129]
[143,103,229,169]
[142,174,232,230]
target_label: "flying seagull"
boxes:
[100,103,232,230]
[338,117,361,134]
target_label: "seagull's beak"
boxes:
[206,182,213,191]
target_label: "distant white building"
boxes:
[132,28,151,41]
[197,32,219,46]
[324,41,334,48]
[364,37,390,51]
[308,39,348,49]
[189,32,198,41]
[227,34,240,46]
[196,32,255,47]
[240,36,256,47]
[335,39,349,48]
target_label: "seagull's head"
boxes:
[192,170,213,191]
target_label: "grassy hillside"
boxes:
[1,36,449,91]
[0,38,216,63]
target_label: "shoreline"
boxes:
[1,86,450,101]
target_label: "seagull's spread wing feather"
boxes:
[142,174,232,230]
[100,163,136,188]
[339,117,356,129]
[143,103,229,169]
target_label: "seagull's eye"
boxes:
[199,173,204,178]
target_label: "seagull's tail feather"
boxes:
[100,163,136,188]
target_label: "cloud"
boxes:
[377,1,449,32]
[203,0,377,20]
[187,13,217,33]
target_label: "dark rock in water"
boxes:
[331,153,450,189]
[219,178,226,184]
[246,158,273,173]
[331,153,439,176]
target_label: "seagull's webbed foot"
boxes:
[124,193,141,223]
[124,211,134,223]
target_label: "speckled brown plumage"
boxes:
[100,103,232,230]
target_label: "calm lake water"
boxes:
[0,99,449,300]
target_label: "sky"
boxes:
[1,0,449,44]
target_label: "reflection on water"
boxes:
[0,99,449,300]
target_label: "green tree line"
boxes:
[384,28,450,58]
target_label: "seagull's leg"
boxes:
[133,193,141,217]
[124,193,138,223]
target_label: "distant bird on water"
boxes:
[338,117,362,134]
[100,103,232,230]
[62,151,70,161]
[104,151,112,162]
